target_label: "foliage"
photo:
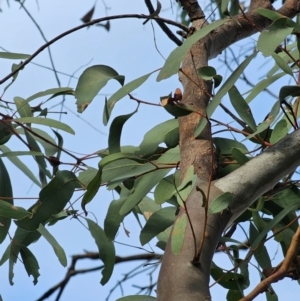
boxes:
[0,1,300,301]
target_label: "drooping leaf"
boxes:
[14,117,75,135]
[20,246,40,285]
[85,218,115,285]
[209,192,233,214]
[157,19,228,81]
[214,137,248,155]
[195,52,256,136]
[171,213,187,255]
[0,158,13,243]
[108,110,137,154]
[37,224,67,267]
[140,207,177,245]
[15,171,77,231]
[269,119,288,144]
[257,18,293,57]
[0,145,41,187]
[104,71,154,125]
[271,53,293,76]
[139,119,179,155]
[26,87,74,103]
[279,85,300,100]
[104,198,129,240]
[226,289,243,301]
[228,85,257,131]
[14,97,32,122]
[75,65,124,113]
[154,172,180,204]
[231,148,249,165]
[245,72,284,103]
[119,168,171,215]
[0,200,31,220]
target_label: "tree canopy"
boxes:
[1,0,300,301]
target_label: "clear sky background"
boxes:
[0,1,298,300]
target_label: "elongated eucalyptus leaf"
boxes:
[0,51,30,59]
[14,117,75,135]
[271,53,293,76]
[209,192,234,214]
[108,110,137,154]
[0,200,31,220]
[195,52,256,136]
[140,207,177,245]
[119,168,171,215]
[15,171,77,231]
[245,72,284,103]
[24,130,51,186]
[85,218,115,285]
[228,86,257,131]
[75,65,124,113]
[37,224,67,267]
[257,18,293,56]
[269,119,288,144]
[154,172,180,204]
[104,198,128,240]
[139,119,179,155]
[20,246,40,285]
[0,145,41,187]
[244,101,280,141]
[104,71,154,125]
[231,148,249,165]
[171,213,187,255]
[26,87,73,103]
[0,158,13,243]
[213,137,248,155]
[14,97,32,121]
[157,19,228,81]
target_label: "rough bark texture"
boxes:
[156,0,300,300]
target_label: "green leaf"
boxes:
[26,87,73,103]
[244,101,280,141]
[37,224,67,267]
[228,85,257,131]
[211,262,244,290]
[0,158,13,243]
[171,213,187,255]
[75,65,124,113]
[0,200,31,219]
[157,19,228,81]
[15,171,77,231]
[116,296,156,301]
[209,192,233,214]
[226,289,243,301]
[24,130,51,186]
[213,137,248,155]
[279,85,300,100]
[14,117,75,135]
[0,151,43,157]
[104,198,129,240]
[271,53,293,76]
[140,207,177,245]
[104,71,154,125]
[245,72,284,104]
[257,18,293,57]
[231,148,249,165]
[78,166,98,187]
[154,172,180,204]
[0,145,41,187]
[139,119,179,155]
[20,246,40,285]
[16,128,58,157]
[108,110,137,154]
[195,52,256,136]
[270,119,288,144]
[0,52,30,59]
[119,168,171,215]
[198,66,217,80]
[85,218,115,285]
[14,97,32,122]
